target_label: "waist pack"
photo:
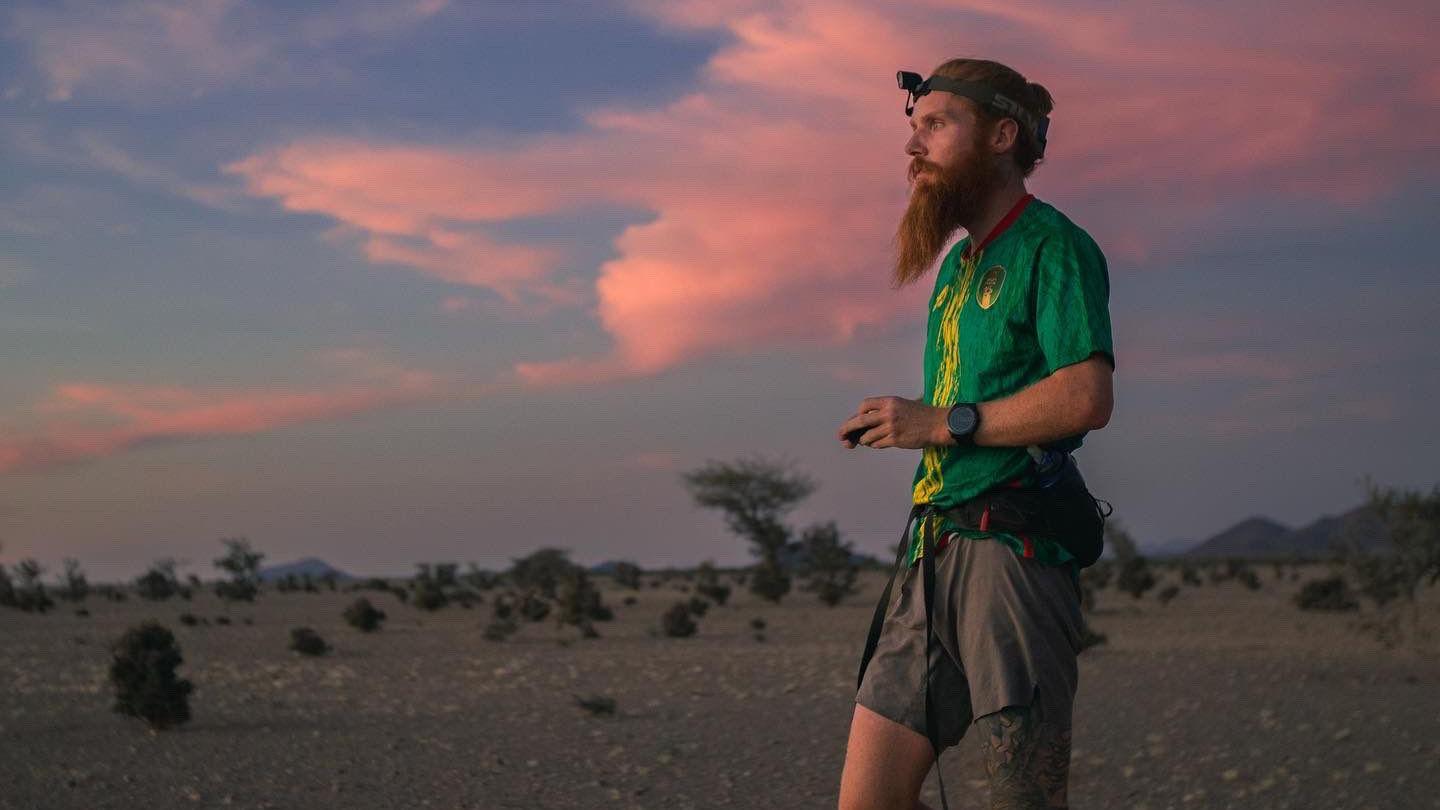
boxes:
[947,452,1112,568]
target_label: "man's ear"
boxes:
[990,117,1019,156]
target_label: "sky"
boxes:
[1,0,1437,582]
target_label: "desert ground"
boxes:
[2,562,1438,810]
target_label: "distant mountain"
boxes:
[258,558,355,583]
[1184,516,1291,558]
[1183,504,1390,559]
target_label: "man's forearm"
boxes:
[926,359,1111,448]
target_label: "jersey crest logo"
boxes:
[977,265,1006,310]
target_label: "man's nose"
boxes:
[905,130,924,157]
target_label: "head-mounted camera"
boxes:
[897,70,1049,156]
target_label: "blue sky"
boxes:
[1,0,1436,580]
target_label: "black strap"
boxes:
[920,512,951,810]
[856,503,924,692]
[854,502,949,810]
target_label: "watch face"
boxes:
[947,403,977,436]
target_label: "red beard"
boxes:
[892,135,1003,288]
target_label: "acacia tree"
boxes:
[61,558,89,602]
[681,455,816,603]
[213,537,264,603]
[1339,480,1440,645]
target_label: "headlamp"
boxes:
[897,70,1049,156]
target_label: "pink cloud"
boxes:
[9,0,449,102]
[0,362,449,476]
[226,0,1439,387]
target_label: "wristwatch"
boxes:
[946,402,980,446]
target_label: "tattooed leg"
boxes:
[979,701,1072,809]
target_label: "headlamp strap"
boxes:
[905,75,1049,150]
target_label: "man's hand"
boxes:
[837,396,951,449]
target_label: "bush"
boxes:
[695,561,732,606]
[687,596,710,617]
[1116,557,1156,599]
[61,558,89,602]
[1236,567,1263,591]
[519,592,551,622]
[749,617,766,631]
[411,580,449,612]
[9,559,55,613]
[509,548,579,600]
[344,597,387,632]
[289,627,331,656]
[612,561,643,590]
[622,595,638,606]
[661,602,697,638]
[214,616,231,626]
[556,569,612,626]
[109,622,193,730]
[179,613,200,627]
[483,618,518,641]
[1156,585,1180,605]
[1294,577,1359,612]
[749,557,790,603]
[800,521,859,606]
[0,565,14,608]
[574,694,616,716]
[1179,564,1202,587]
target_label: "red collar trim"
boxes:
[963,193,1034,259]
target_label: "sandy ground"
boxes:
[2,562,1438,810]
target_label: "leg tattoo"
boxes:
[980,703,1071,809]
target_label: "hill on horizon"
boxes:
[1183,503,1390,559]
[257,557,355,583]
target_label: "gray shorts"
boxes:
[855,529,1085,750]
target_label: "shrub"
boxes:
[1346,554,1407,608]
[214,616,231,626]
[1157,585,1180,605]
[109,622,193,730]
[483,618,518,641]
[800,521,860,606]
[10,559,55,613]
[695,561,732,606]
[411,580,449,612]
[179,613,200,627]
[1236,567,1263,591]
[508,548,579,599]
[518,591,551,622]
[1116,557,1156,599]
[622,595,638,606]
[0,565,14,608]
[661,601,697,638]
[749,617,766,630]
[289,627,331,656]
[687,596,710,617]
[556,569,612,627]
[612,561,643,590]
[749,557,790,603]
[344,597,387,632]
[574,694,616,716]
[61,558,89,602]
[1179,564,1202,587]
[1294,577,1359,612]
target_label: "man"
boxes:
[834,58,1115,810]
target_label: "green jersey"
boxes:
[906,194,1114,566]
